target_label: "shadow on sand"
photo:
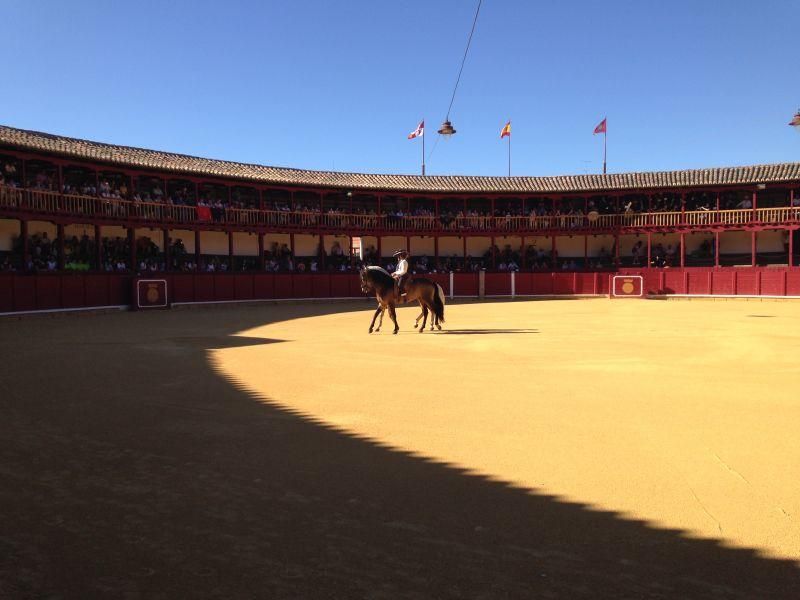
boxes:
[1,302,798,599]
[433,328,539,335]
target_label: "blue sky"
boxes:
[3,0,798,177]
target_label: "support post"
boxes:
[647,233,652,268]
[164,228,171,272]
[584,235,588,268]
[349,235,355,269]
[679,232,685,268]
[129,227,137,272]
[194,230,201,270]
[57,223,65,271]
[751,231,757,267]
[491,235,496,269]
[434,235,439,270]
[228,231,234,270]
[57,164,63,211]
[258,233,265,270]
[521,235,526,270]
[21,220,29,270]
[94,224,102,271]
[714,231,720,268]
[463,236,467,269]
[789,228,794,268]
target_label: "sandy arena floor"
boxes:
[1,298,799,599]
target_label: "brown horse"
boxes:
[360,266,445,334]
[373,299,445,333]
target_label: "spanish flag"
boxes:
[500,121,511,138]
[790,111,800,127]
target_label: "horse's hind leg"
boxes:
[414,306,424,328]
[369,305,383,334]
[375,306,385,332]
[388,304,399,334]
[418,305,428,333]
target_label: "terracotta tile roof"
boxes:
[1,124,799,194]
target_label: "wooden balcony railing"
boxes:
[1,185,799,234]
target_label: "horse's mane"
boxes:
[366,266,392,277]
[363,265,394,288]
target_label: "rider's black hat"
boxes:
[393,249,408,257]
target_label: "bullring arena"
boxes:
[2,127,800,598]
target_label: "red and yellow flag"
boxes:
[789,111,800,127]
[500,121,511,138]
[593,118,607,135]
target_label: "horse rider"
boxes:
[392,249,410,299]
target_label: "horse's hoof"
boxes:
[393,329,399,335]
[418,328,424,333]
[413,323,418,328]
[368,328,373,334]
[437,325,442,330]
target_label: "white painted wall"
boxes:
[294,234,320,257]
[586,235,615,256]
[719,231,751,254]
[381,235,407,257]
[618,234,646,256]
[264,233,290,253]
[465,236,490,258]
[170,229,195,253]
[324,234,350,254]
[495,235,523,253]
[438,236,462,257]
[756,230,785,253]
[554,236,584,257]
[103,225,128,242]
[29,220,56,239]
[135,228,165,251]
[0,218,20,251]
[233,231,258,256]
[685,231,713,254]
[65,224,94,240]
[199,230,228,255]
[410,236,434,256]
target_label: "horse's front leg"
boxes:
[388,303,399,334]
[414,307,424,328]
[375,306,385,332]
[419,305,428,333]
[369,305,383,334]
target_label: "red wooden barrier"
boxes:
[453,272,479,296]
[234,274,254,300]
[254,273,275,299]
[0,274,14,311]
[485,272,510,296]
[36,276,61,310]
[273,274,292,298]
[5,268,800,314]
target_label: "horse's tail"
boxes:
[433,283,446,323]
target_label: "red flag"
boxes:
[408,120,424,139]
[593,118,607,135]
[197,206,212,221]
[790,111,800,127]
[500,121,511,138]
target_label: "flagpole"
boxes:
[603,126,607,175]
[422,118,426,176]
[508,124,511,177]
